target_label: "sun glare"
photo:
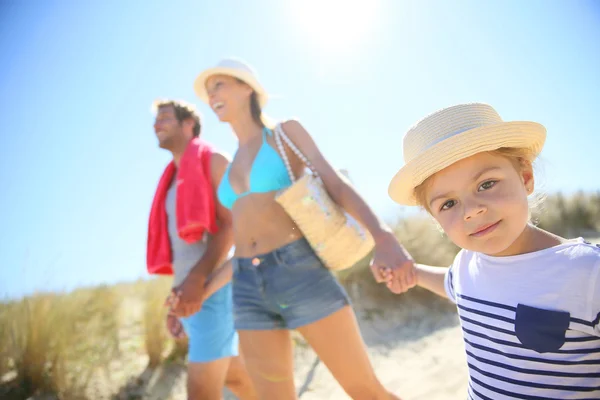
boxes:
[289,0,381,56]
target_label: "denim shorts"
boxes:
[232,238,351,330]
[179,282,239,363]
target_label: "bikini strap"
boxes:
[262,126,272,141]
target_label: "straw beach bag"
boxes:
[273,123,375,271]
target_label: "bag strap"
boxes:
[274,123,318,183]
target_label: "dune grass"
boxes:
[0,286,120,399]
[141,276,172,368]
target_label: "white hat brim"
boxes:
[388,121,547,206]
[193,67,268,108]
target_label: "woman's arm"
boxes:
[203,259,234,301]
[280,120,390,240]
[280,120,415,293]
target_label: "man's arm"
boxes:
[188,151,233,278]
[170,151,233,317]
[203,259,234,301]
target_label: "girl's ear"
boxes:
[521,160,535,194]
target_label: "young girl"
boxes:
[386,103,600,399]
[193,58,413,400]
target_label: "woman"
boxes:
[193,58,415,400]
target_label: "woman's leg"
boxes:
[237,329,297,400]
[297,305,401,400]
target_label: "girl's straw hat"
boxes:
[388,103,546,205]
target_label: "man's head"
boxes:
[152,99,201,151]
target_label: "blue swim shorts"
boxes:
[179,282,239,363]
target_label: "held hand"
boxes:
[167,272,207,318]
[380,265,417,294]
[165,312,187,340]
[369,231,417,294]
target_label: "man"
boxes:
[147,99,256,400]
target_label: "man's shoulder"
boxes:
[210,149,232,163]
[208,150,231,186]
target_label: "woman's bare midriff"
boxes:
[231,191,304,257]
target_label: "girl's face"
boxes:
[424,151,534,256]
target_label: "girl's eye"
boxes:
[440,199,456,211]
[479,180,497,191]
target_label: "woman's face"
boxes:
[205,74,253,123]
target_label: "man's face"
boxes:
[153,105,184,150]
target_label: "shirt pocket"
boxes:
[515,304,570,353]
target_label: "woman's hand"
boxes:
[370,231,417,294]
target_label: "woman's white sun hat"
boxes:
[193,58,268,108]
[388,103,547,206]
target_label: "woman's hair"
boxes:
[236,78,264,128]
[414,147,538,212]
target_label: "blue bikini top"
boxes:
[217,127,292,210]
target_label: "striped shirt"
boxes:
[444,238,600,399]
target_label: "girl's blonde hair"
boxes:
[414,147,538,212]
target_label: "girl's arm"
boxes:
[414,264,450,299]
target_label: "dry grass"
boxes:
[534,191,600,237]
[0,286,120,399]
[337,216,459,304]
[141,277,172,368]
[0,304,13,379]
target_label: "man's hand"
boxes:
[167,272,206,318]
[369,231,417,294]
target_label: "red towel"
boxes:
[146,138,218,275]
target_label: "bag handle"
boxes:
[274,123,319,183]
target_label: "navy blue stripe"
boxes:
[460,315,600,343]
[470,385,493,400]
[458,293,516,311]
[464,338,600,365]
[448,267,454,298]
[463,327,600,354]
[469,362,600,392]
[470,377,582,400]
[457,304,514,324]
[572,317,594,327]
[470,388,496,400]
[566,335,600,343]
[461,314,514,335]
[458,293,600,326]
[465,349,600,378]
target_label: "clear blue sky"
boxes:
[1,0,599,299]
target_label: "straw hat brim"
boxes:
[388,121,547,206]
[193,67,268,108]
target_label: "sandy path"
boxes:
[139,288,469,400]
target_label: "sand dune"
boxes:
[125,287,469,400]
